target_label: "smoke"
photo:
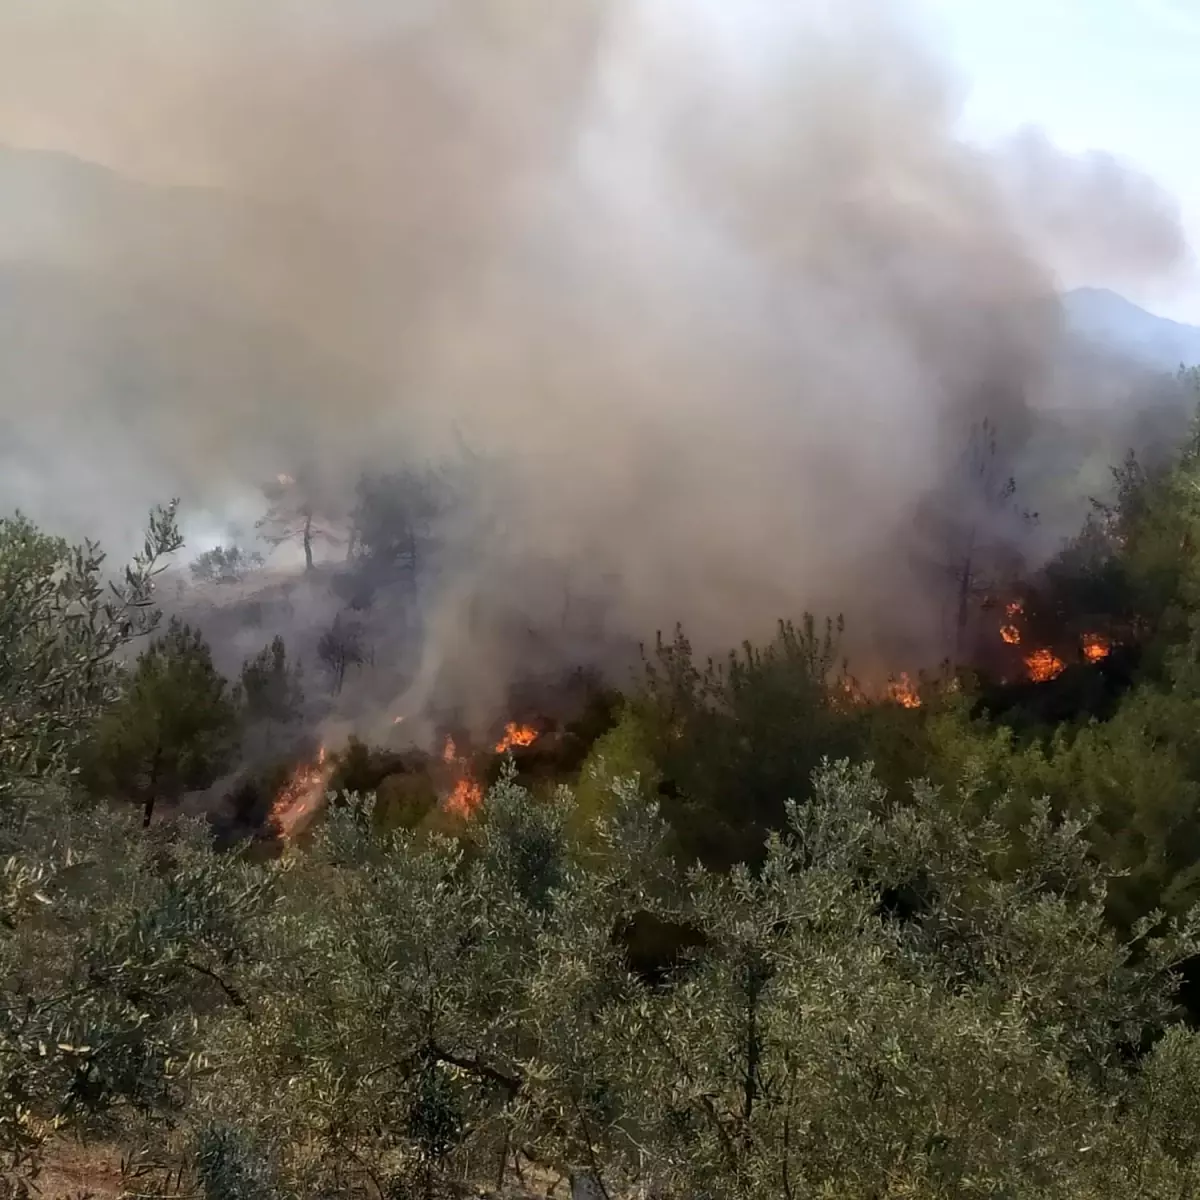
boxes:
[0,0,1192,728]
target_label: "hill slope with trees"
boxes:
[10,377,1200,1196]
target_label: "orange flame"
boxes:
[446,776,484,820]
[439,732,485,819]
[270,746,332,841]
[1000,599,1023,645]
[1025,649,1065,683]
[1081,633,1111,662]
[495,722,538,754]
[886,673,922,709]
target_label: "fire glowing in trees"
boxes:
[1082,632,1111,662]
[446,776,484,820]
[1025,648,1066,684]
[441,734,484,820]
[1000,600,1023,646]
[495,722,538,753]
[437,724,540,821]
[997,600,1069,683]
[270,746,331,841]
[886,673,922,708]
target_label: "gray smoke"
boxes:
[0,0,1192,730]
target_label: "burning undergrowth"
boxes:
[234,573,1141,852]
[226,705,598,852]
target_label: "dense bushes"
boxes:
[14,386,1200,1193]
[8,756,1200,1197]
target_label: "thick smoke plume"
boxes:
[0,0,1192,733]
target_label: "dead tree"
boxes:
[939,418,1038,663]
[317,614,366,695]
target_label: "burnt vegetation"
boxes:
[12,376,1200,1195]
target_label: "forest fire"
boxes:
[1024,648,1066,684]
[1000,600,1023,645]
[446,776,484,820]
[441,733,484,819]
[1082,633,1112,662]
[886,673,922,708]
[435,724,540,820]
[270,746,332,841]
[495,722,538,753]
[996,600,1071,683]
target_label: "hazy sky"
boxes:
[932,0,1200,321]
[0,0,1195,327]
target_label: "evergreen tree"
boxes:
[82,619,241,826]
[240,635,304,748]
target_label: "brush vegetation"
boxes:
[13,385,1200,1196]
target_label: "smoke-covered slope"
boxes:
[1064,287,1200,371]
[0,148,384,544]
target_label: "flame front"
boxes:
[886,673,922,709]
[446,776,484,819]
[1082,633,1111,662]
[495,723,538,753]
[270,746,332,841]
[440,733,484,819]
[1025,648,1065,683]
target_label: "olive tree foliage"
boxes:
[0,504,272,1193]
[194,761,1200,1199]
[194,765,666,1199]
[0,502,182,786]
[601,763,1200,1199]
[0,785,274,1194]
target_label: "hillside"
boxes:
[1064,286,1200,371]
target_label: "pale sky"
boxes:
[0,0,1196,322]
[930,0,1200,321]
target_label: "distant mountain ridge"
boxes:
[1063,287,1200,371]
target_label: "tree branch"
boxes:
[184,961,251,1015]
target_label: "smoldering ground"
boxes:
[0,0,1194,735]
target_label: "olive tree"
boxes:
[0,502,182,786]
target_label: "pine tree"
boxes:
[240,635,304,749]
[81,618,241,826]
